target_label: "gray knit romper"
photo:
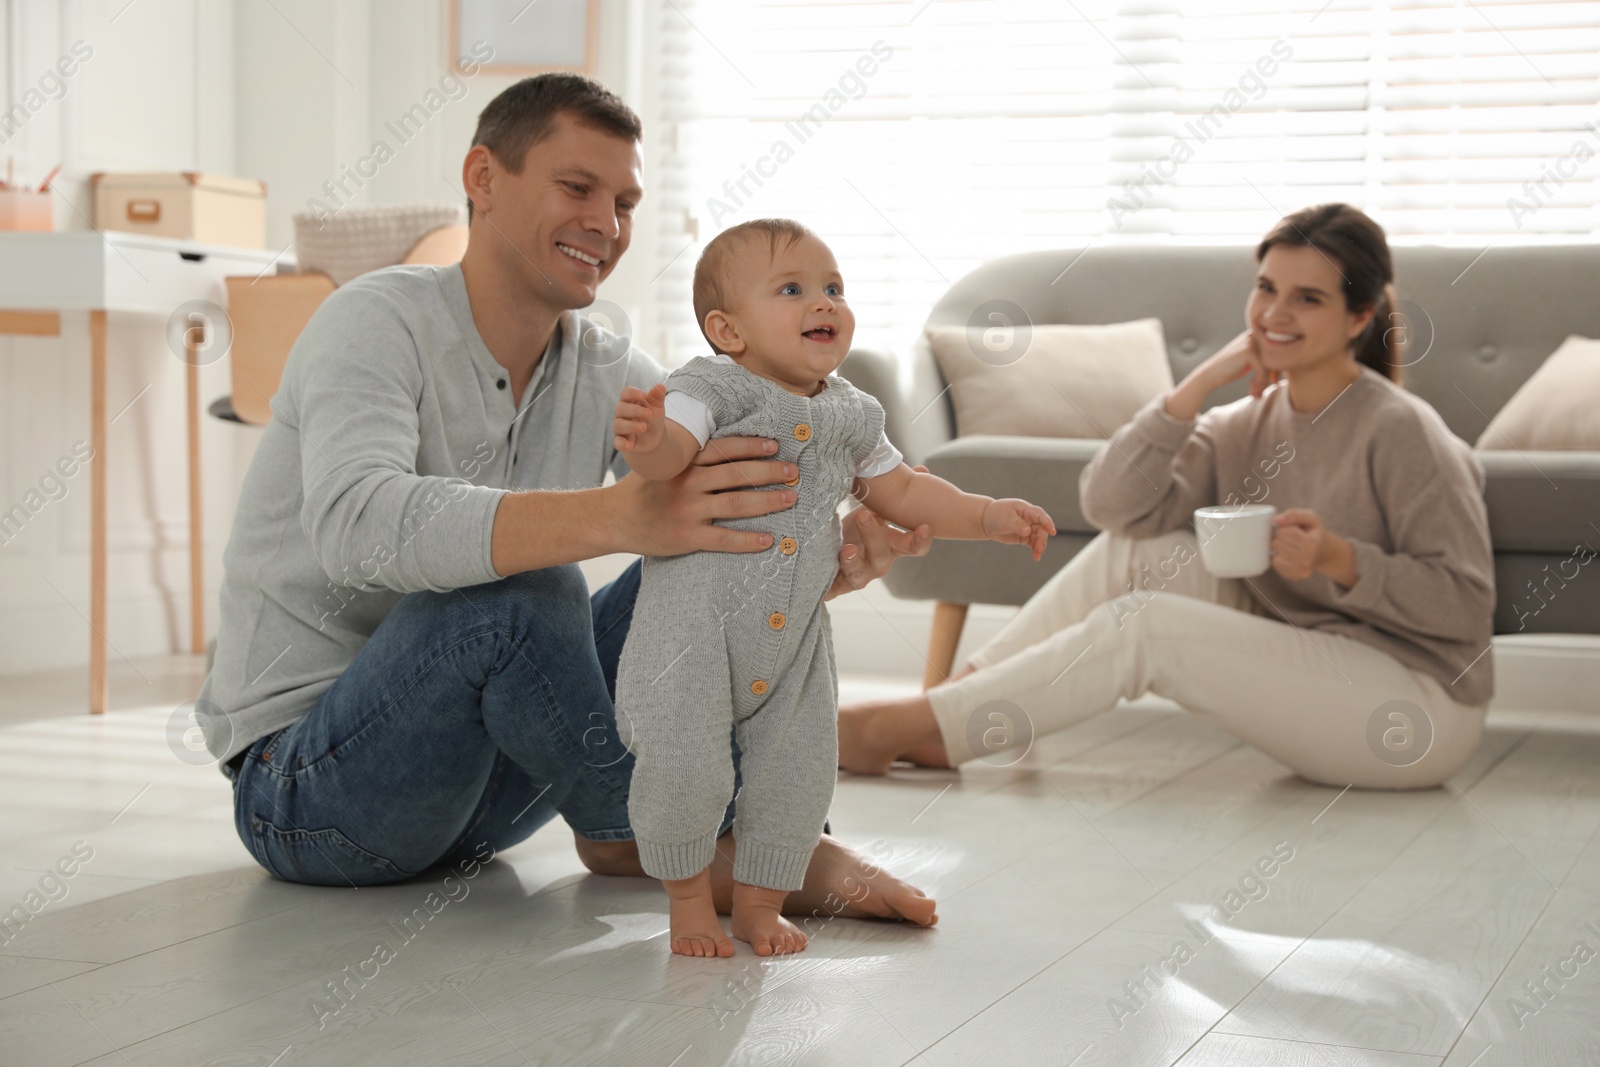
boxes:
[615,355,887,891]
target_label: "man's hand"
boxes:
[610,435,798,558]
[980,498,1056,561]
[614,383,668,454]
[608,447,932,590]
[825,466,934,600]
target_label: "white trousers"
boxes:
[926,530,1487,789]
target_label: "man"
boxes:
[199,74,936,925]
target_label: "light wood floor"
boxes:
[2,658,1598,1066]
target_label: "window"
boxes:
[651,0,1600,361]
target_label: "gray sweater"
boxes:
[618,356,888,889]
[197,264,664,764]
[1079,367,1496,705]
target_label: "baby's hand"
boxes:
[982,498,1057,561]
[614,383,668,454]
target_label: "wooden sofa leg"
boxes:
[924,601,970,690]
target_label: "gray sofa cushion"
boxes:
[1480,451,1600,553]
[838,244,1600,637]
[1495,555,1600,635]
[887,533,1099,609]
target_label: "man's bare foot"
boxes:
[731,882,808,956]
[788,836,939,927]
[837,694,949,774]
[662,870,734,958]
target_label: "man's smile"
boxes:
[557,242,604,268]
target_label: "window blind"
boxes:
[650,0,1600,363]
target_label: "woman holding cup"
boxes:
[838,203,1494,789]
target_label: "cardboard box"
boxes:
[222,273,335,425]
[92,171,266,248]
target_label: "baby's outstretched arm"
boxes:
[853,464,1056,561]
[614,383,700,481]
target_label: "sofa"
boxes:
[837,245,1600,686]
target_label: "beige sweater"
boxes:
[1079,367,1495,706]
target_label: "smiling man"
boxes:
[198,74,936,926]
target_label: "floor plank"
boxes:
[0,666,1594,1066]
[918,925,1298,1066]
[1439,826,1600,1065]
[1211,769,1576,1056]
[1173,1031,1442,1066]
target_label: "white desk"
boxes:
[0,231,292,714]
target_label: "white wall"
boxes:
[0,0,245,676]
[9,1,1585,713]
[0,0,945,683]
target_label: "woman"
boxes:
[838,203,1494,790]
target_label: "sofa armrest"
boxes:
[919,434,1108,535]
[1478,450,1600,553]
[838,341,957,467]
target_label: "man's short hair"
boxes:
[467,73,642,220]
[692,218,815,353]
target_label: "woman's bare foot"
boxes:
[837,693,950,774]
[897,663,975,766]
[899,735,954,769]
[731,882,808,956]
[662,870,734,958]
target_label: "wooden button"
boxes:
[794,423,811,441]
[779,537,797,555]
[784,473,799,487]
[768,612,786,630]
[750,679,768,695]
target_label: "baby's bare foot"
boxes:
[662,871,734,958]
[731,882,809,956]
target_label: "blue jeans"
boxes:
[230,560,682,886]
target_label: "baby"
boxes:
[612,218,1054,958]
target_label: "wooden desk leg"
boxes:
[186,335,204,653]
[923,601,969,691]
[90,310,108,715]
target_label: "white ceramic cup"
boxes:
[1193,504,1276,578]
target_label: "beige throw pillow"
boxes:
[926,318,1172,439]
[1476,335,1600,451]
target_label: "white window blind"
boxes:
[649,0,1600,363]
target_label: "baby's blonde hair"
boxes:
[692,218,816,354]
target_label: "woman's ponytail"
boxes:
[1353,281,1402,383]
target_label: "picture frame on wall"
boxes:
[450,0,598,74]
